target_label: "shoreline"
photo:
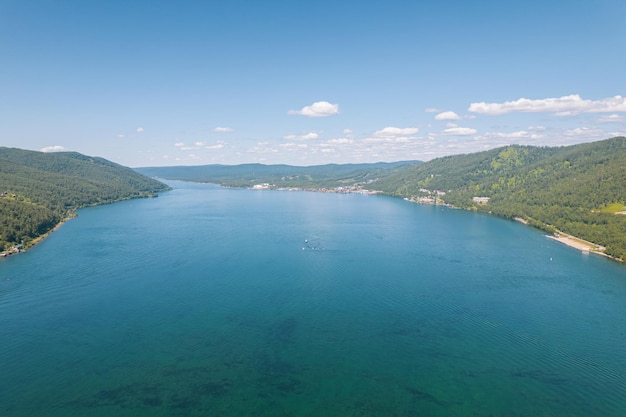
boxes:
[0,215,74,258]
[3,184,623,265]
[1,190,169,260]
[401,194,621,263]
[546,232,616,260]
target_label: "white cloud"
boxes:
[440,127,477,136]
[116,134,126,139]
[596,114,624,123]
[288,101,339,117]
[564,127,604,137]
[40,145,65,153]
[486,130,543,139]
[343,128,353,135]
[205,143,225,150]
[468,94,626,116]
[327,138,353,144]
[373,126,419,137]
[174,142,185,147]
[528,126,546,132]
[280,143,309,150]
[364,136,412,144]
[213,127,233,132]
[283,132,319,141]
[248,144,279,154]
[136,127,144,133]
[435,111,460,121]
[194,141,205,146]
[424,108,440,113]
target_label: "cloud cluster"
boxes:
[288,101,339,117]
[175,141,225,151]
[40,145,65,153]
[439,127,477,136]
[595,114,624,124]
[156,93,624,166]
[284,132,319,141]
[434,111,460,121]
[373,127,419,137]
[469,94,626,116]
[327,138,353,145]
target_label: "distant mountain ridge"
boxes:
[136,161,419,189]
[3,138,623,261]
[138,137,626,261]
[0,147,170,253]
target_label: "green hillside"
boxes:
[375,137,626,260]
[136,161,418,189]
[0,147,170,252]
[138,137,626,261]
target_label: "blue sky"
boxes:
[1,0,625,167]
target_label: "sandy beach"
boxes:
[547,233,606,254]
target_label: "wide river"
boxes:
[1,181,625,416]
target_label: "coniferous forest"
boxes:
[0,147,169,252]
[140,137,626,262]
[3,137,625,261]
[375,137,626,260]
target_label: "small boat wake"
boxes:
[302,238,325,251]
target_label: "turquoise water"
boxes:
[1,181,625,416]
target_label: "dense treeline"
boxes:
[136,161,417,189]
[140,137,626,262]
[375,137,626,260]
[0,147,169,252]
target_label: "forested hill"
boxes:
[0,147,170,252]
[136,161,418,189]
[375,136,626,260]
[138,137,626,261]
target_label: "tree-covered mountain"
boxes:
[0,147,170,252]
[136,161,419,189]
[137,137,626,261]
[375,136,626,260]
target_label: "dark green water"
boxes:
[1,181,625,416]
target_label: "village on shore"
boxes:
[249,182,615,260]
[2,182,617,262]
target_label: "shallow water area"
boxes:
[1,181,625,416]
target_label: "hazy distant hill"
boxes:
[375,136,626,260]
[136,161,419,189]
[0,147,170,252]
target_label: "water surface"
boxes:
[1,181,625,416]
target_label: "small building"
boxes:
[472,197,490,205]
